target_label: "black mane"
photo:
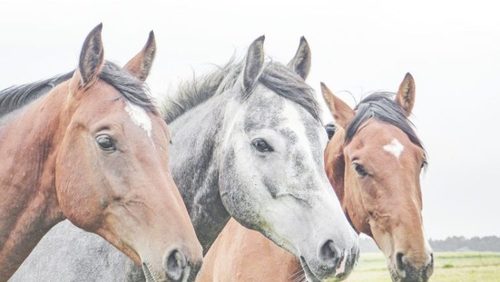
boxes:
[0,61,155,118]
[0,72,73,118]
[345,92,424,150]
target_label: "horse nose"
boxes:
[318,239,358,278]
[164,249,188,281]
[396,251,434,281]
[318,240,359,279]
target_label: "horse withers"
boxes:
[198,74,433,282]
[0,25,202,281]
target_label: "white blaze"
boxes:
[383,138,404,159]
[124,101,152,138]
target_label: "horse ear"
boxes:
[242,35,265,93]
[396,73,416,116]
[124,31,156,82]
[321,82,355,129]
[287,36,311,80]
[76,23,104,88]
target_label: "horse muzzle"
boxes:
[390,252,434,282]
[141,248,202,282]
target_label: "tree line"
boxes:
[360,236,500,252]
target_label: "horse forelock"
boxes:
[345,92,425,157]
[99,62,157,114]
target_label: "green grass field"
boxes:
[339,252,500,282]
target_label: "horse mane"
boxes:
[0,61,156,119]
[162,59,320,123]
[345,92,425,151]
[0,72,73,118]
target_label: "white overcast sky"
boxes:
[0,0,498,239]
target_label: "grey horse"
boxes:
[11,36,359,282]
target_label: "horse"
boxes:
[196,74,433,282]
[0,24,202,281]
[11,36,359,281]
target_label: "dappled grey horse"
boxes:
[12,36,359,281]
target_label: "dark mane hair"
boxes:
[162,59,320,123]
[345,92,424,150]
[0,61,156,118]
[99,62,156,113]
[0,72,73,117]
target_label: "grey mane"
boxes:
[346,92,424,150]
[0,61,156,118]
[162,59,320,123]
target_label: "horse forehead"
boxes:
[374,127,416,160]
[241,87,324,158]
[124,101,153,138]
[355,120,412,148]
[383,138,405,159]
[244,95,321,139]
[281,100,323,141]
[278,101,326,167]
[243,94,285,131]
[345,123,419,169]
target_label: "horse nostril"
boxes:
[165,249,187,281]
[396,252,405,270]
[427,253,435,270]
[319,240,338,264]
[426,253,435,278]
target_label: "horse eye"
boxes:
[353,162,369,177]
[252,138,274,153]
[96,135,116,151]
[325,123,336,140]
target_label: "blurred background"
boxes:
[1,1,499,279]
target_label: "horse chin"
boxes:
[141,260,194,282]
[388,264,403,282]
[299,256,353,282]
[299,256,322,282]
[141,262,159,282]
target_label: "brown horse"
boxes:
[0,24,202,281]
[197,74,433,282]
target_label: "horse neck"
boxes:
[0,86,68,278]
[168,92,231,252]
